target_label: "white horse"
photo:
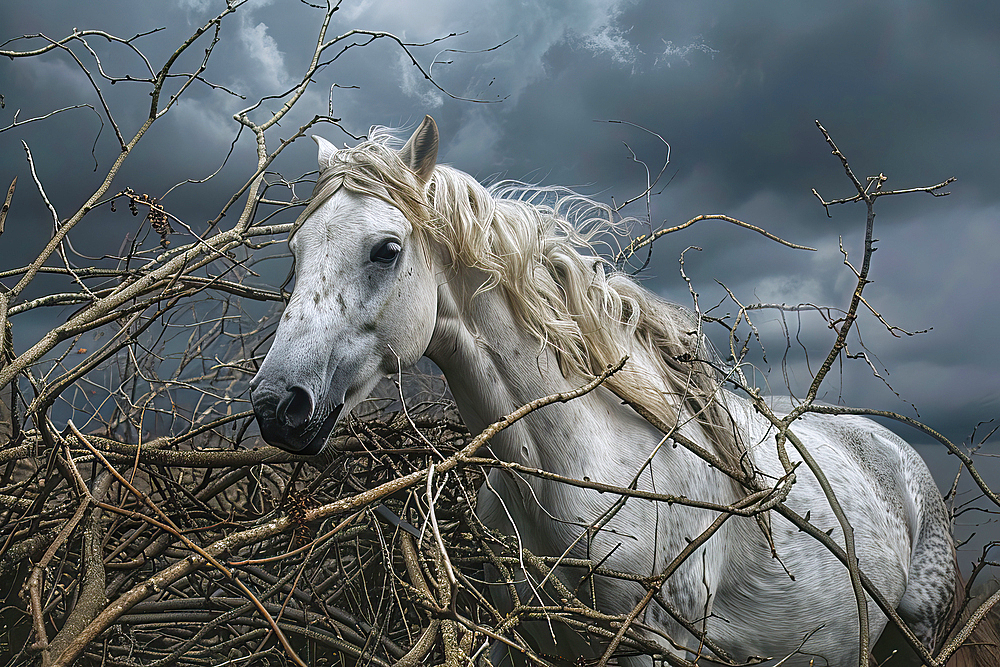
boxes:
[251,116,962,666]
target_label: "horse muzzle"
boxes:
[251,383,343,455]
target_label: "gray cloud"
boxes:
[1,0,997,454]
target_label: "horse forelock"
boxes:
[296,127,744,473]
[291,129,433,244]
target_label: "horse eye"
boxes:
[370,239,401,264]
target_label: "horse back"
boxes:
[740,398,957,661]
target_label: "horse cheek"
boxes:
[383,269,436,368]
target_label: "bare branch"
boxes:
[0,176,14,238]
[616,213,816,264]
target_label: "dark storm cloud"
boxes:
[1,0,997,447]
[500,0,1000,211]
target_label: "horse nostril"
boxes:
[276,386,313,430]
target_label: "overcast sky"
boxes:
[2,1,998,466]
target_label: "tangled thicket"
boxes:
[1,364,531,667]
[0,306,698,667]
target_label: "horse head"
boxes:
[250,116,441,454]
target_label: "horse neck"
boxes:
[424,265,714,491]
[425,267,568,464]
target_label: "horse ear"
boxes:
[312,135,337,170]
[399,115,438,182]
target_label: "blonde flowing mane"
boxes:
[297,127,742,472]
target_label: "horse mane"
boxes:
[299,126,743,475]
